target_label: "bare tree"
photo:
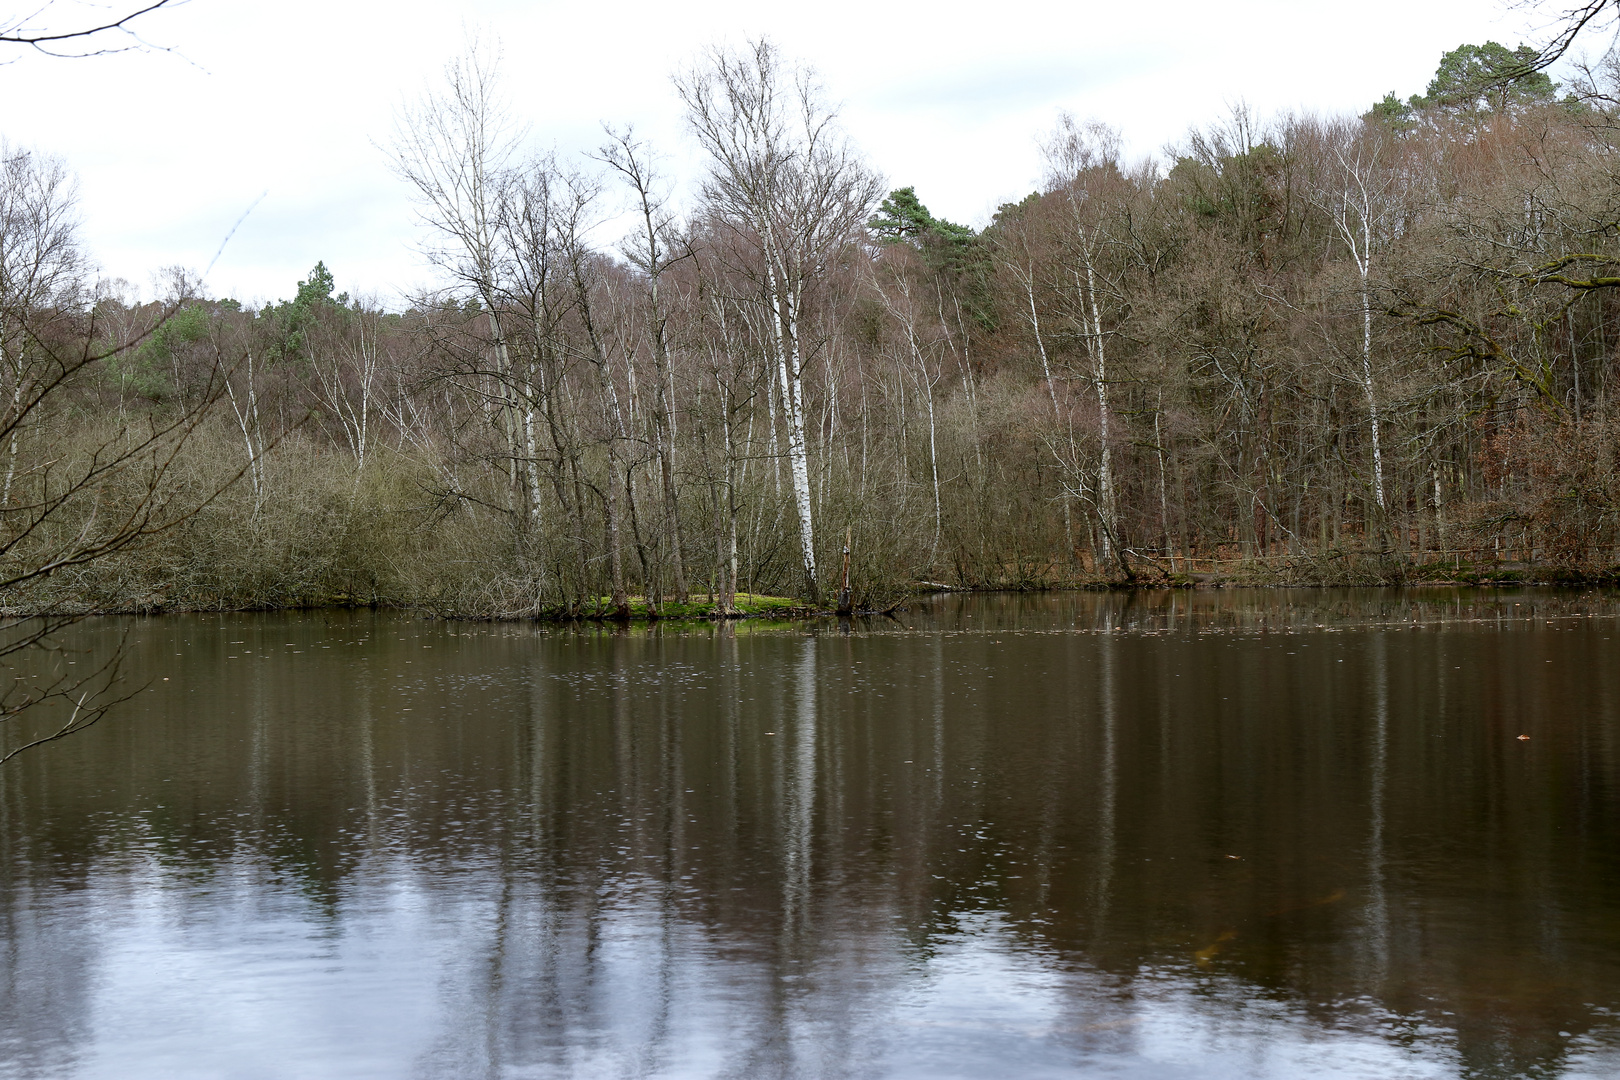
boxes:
[992,202,1078,558]
[0,142,84,507]
[0,147,233,762]
[598,126,691,602]
[306,301,387,476]
[1302,116,1405,517]
[1043,117,1129,570]
[675,38,881,600]
[867,250,948,563]
[554,169,636,616]
[388,41,537,522]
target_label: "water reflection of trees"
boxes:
[907,586,1620,639]
[3,601,1620,1076]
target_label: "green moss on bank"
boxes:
[583,593,811,620]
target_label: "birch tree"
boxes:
[868,250,947,563]
[675,38,881,600]
[992,202,1078,557]
[1305,116,1401,516]
[307,304,386,475]
[598,127,690,601]
[389,43,536,521]
[555,170,634,616]
[1043,117,1129,572]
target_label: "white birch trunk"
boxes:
[763,237,817,597]
[1082,250,1118,563]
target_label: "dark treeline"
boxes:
[10,39,1620,615]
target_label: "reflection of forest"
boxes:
[3,593,1620,1077]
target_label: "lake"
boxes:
[2,589,1619,1079]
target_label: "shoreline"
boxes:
[11,568,1616,623]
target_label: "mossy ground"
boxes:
[577,592,811,621]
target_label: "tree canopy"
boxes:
[869,186,977,278]
[1409,42,1558,114]
[869,188,956,242]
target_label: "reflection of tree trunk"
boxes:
[1094,632,1117,936]
[648,657,681,1069]
[1366,632,1390,983]
[932,637,946,808]
[357,669,378,852]
[783,639,817,937]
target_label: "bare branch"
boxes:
[0,0,176,59]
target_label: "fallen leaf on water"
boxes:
[1194,929,1237,965]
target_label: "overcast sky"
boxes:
[0,0,1573,305]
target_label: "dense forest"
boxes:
[8,38,1620,616]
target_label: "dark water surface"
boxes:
[3,589,1620,1079]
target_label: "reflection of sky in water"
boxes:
[19,856,1610,1079]
[6,594,1620,1078]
